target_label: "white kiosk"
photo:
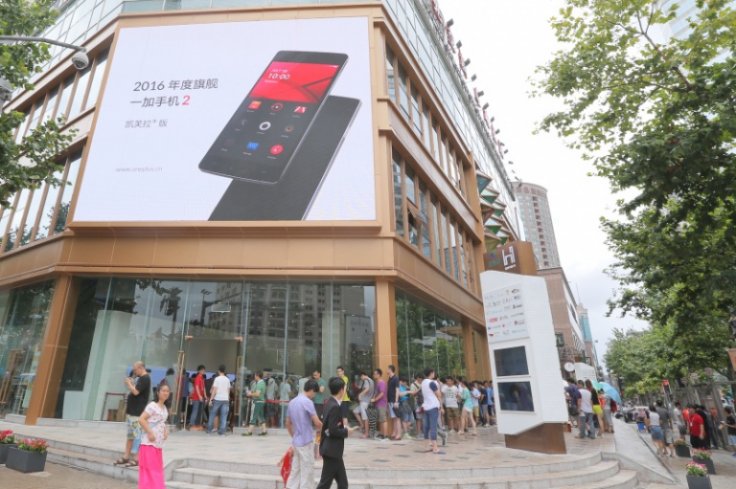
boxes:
[481,270,569,453]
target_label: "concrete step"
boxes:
[183,450,604,479]
[170,459,624,489]
[48,446,140,484]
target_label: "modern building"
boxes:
[0,0,519,424]
[512,181,560,269]
[576,304,601,375]
[536,268,586,371]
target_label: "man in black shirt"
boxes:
[387,365,401,440]
[316,377,351,489]
[114,361,150,467]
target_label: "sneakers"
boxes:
[257,431,268,436]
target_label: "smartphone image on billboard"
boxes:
[199,51,348,184]
[210,95,360,221]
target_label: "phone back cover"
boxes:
[209,95,360,221]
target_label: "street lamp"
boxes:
[0,35,89,104]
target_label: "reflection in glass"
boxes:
[50,278,375,425]
[498,381,534,412]
[0,281,55,417]
[396,291,464,378]
[494,346,529,377]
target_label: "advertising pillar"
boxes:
[480,270,568,454]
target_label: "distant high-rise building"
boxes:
[512,182,561,269]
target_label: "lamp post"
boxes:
[0,35,89,104]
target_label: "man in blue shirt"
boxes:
[285,379,323,489]
[485,382,495,425]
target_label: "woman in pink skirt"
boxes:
[138,383,170,489]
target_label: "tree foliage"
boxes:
[536,0,736,362]
[0,0,73,207]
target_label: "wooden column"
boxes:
[374,278,397,371]
[25,275,78,424]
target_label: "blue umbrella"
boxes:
[599,382,622,404]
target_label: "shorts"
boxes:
[728,434,736,447]
[650,425,664,441]
[592,405,603,416]
[388,403,398,419]
[354,401,370,420]
[446,407,460,421]
[126,415,141,440]
[376,406,388,423]
[250,402,266,426]
[473,407,479,418]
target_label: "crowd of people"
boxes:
[564,378,617,439]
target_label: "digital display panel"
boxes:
[494,346,529,377]
[498,381,534,412]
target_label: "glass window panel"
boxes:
[54,153,82,233]
[56,76,76,121]
[408,212,419,247]
[411,87,422,135]
[14,111,31,144]
[419,184,431,258]
[441,209,451,275]
[405,166,416,204]
[27,99,45,134]
[392,152,404,236]
[450,220,460,281]
[19,187,44,246]
[67,67,91,119]
[5,190,30,251]
[386,45,396,101]
[440,137,448,175]
[431,122,440,162]
[35,168,64,240]
[458,230,468,287]
[398,65,409,119]
[421,105,431,149]
[42,88,59,124]
[83,53,107,111]
[0,281,55,417]
[431,198,441,265]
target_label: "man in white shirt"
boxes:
[441,377,460,433]
[576,380,594,439]
[208,365,231,435]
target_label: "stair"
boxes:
[165,456,640,489]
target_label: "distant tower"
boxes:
[512,181,561,269]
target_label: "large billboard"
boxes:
[74,17,374,222]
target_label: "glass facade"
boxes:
[53,277,374,424]
[395,291,464,379]
[0,281,55,417]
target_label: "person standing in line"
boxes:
[421,368,444,454]
[585,380,604,436]
[189,365,207,431]
[689,405,707,449]
[336,366,351,427]
[471,382,482,426]
[280,376,293,428]
[722,406,736,457]
[398,377,414,439]
[577,380,594,439]
[138,383,170,489]
[441,377,460,434]
[655,400,673,456]
[244,371,268,436]
[207,365,231,435]
[372,368,388,439]
[354,371,374,437]
[316,377,351,489]
[177,369,190,427]
[459,380,477,436]
[312,370,327,419]
[387,365,402,440]
[285,379,323,489]
[486,381,496,425]
[115,361,151,467]
[410,373,424,438]
[648,405,666,456]
[673,401,686,440]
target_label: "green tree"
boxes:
[536,0,736,352]
[0,0,73,207]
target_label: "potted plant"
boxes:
[6,438,48,473]
[674,438,691,457]
[692,450,715,475]
[685,462,712,489]
[0,430,16,464]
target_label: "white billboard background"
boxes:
[74,17,374,222]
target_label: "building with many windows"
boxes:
[0,0,519,424]
[512,181,560,269]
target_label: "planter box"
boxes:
[675,444,691,457]
[686,474,712,489]
[692,457,716,475]
[0,443,18,464]
[5,447,47,473]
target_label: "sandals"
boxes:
[125,460,139,468]
[113,457,129,466]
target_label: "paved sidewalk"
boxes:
[0,461,136,489]
[623,420,736,489]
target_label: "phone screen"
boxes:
[200,52,347,183]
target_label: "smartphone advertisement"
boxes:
[73,17,374,222]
